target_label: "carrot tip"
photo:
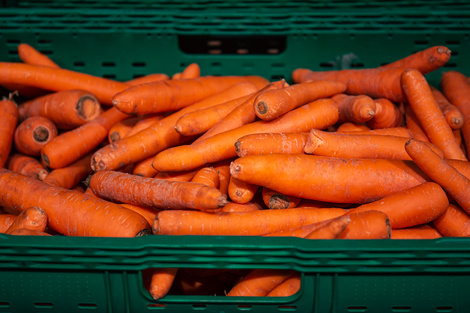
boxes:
[33,126,50,142]
[41,153,50,166]
[256,101,269,115]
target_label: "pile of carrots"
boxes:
[1,43,470,298]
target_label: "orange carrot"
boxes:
[405,139,470,213]
[0,96,18,167]
[153,207,347,236]
[391,224,442,239]
[154,169,197,182]
[404,103,429,142]
[227,269,294,297]
[7,154,48,181]
[14,116,58,156]
[17,89,102,130]
[332,93,377,123]
[180,63,201,79]
[153,98,339,172]
[17,43,60,68]
[219,201,263,213]
[125,113,165,138]
[0,214,16,233]
[89,170,228,211]
[337,126,413,138]
[146,268,178,300]
[235,132,309,158]
[335,122,370,132]
[304,214,351,239]
[296,199,344,209]
[262,187,301,210]
[433,204,470,237]
[304,129,444,160]
[171,72,182,80]
[120,203,159,226]
[345,182,449,229]
[108,116,141,143]
[0,167,150,237]
[212,159,232,195]
[431,87,464,130]
[42,107,129,169]
[190,167,220,189]
[367,98,403,129]
[228,176,259,204]
[380,46,451,74]
[5,206,48,234]
[7,228,52,236]
[230,154,429,204]
[337,210,391,239]
[112,75,268,115]
[42,153,93,189]
[254,80,346,121]
[125,73,169,86]
[132,157,158,178]
[264,218,336,238]
[266,272,301,297]
[402,69,466,160]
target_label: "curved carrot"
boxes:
[433,204,470,237]
[262,187,301,210]
[405,139,470,213]
[254,80,346,121]
[89,170,228,211]
[180,63,201,79]
[228,176,259,204]
[335,122,370,132]
[5,206,48,234]
[7,154,48,181]
[391,225,442,239]
[120,203,159,227]
[402,69,466,160]
[146,268,178,300]
[230,154,429,204]
[14,116,58,156]
[380,46,451,74]
[367,98,403,129]
[42,153,92,189]
[112,75,268,115]
[7,228,52,236]
[0,97,18,167]
[108,116,140,143]
[337,210,391,239]
[431,87,464,130]
[304,215,351,239]
[17,43,60,68]
[404,103,429,142]
[125,73,169,86]
[266,272,301,297]
[0,167,150,237]
[153,98,339,172]
[0,214,17,233]
[190,167,220,189]
[235,132,309,158]
[332,93,377,123]
[227,269,294,297]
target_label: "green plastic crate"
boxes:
[1,1,470,312]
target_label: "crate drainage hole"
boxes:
[0,302,9,308]
[78,303,98,309]
[392,306,411,313]
[436,306,453,312]
[34,302,54,309]
[192,304,207,310]
[147,303,166,309]
[237,304,252,310]
[278,305,297,311]
[348,306,367,312]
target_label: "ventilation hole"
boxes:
[350,62,364,68]
[348,306,368,313]
[147,303,166,309]
[102,62,115,67]
[38,39,51,44]
[391,306,411,313]
[319,62,335,68]
[132,62,146,67]
[267,48,280,54]
[78,303,98,309]
[0,302,10,308]
[271,62,285,68]
[41,50,53,55]
[207,40,221,46]
[445,40,460,45]
[238,304,252,310]
[208,49,222,55]
[443,63,457,68]
[7,50,17,55]
[237,48,249,54]
[271,74,285,80]
[436,306,453,312]
[74,61,85,67]
[451,51,459,56]
[278,305,297,311]
[414,40,429,45]
[6,39,20,44]
[192,304,207,310]
[34,302,54,308]
[132,74,145,78]
[102,74,117,79]
[211,62,222,67]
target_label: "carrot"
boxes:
[7,228,52,236]
[125,113,165,138]
[42,153,93,189]
[17,89,102,130]
[235,132,309,158]
[125,73,169,86]
[380,46,451,74]
[345,182,449,229]
[112,75,268,115]
[131,157,158,177]
[404,103,429,142]
[90,81,260,172]
[304,214,351,239]
[254,80,346,121]
[292,67,406,103]
[108,116,141,143]
[5,206,48,234]
[367,98,403,129]
[335,122,370,132]
[212,159,232,195]
[303,129,444,160]
[0,214,16,233]
[119,203,159,227]
[433,204,470,237]
[171,73,182,80]
[228,176,259,204]
[0,167,150,236]
[230,154,429,204]
[153,207,347,236]
[227,269,294,297]
[391,224,442,239]
[338,127,412,139]
[263,218,334,237]
[153,98,339,172]
[146,268,178,300]
[296,199,344,209]
[220,201,263,213]
[262,187,301,210]
[180,63,201,79]
[337,210,391,239]
[89,170,228,211]
[14,116,58,156]
[17,43,60,68]
[7,154,48,181]
[332,93,377,124]
[266,272,301,297]
[431,86,464,130]
[402,69,466,160]
[440,71,470,152]
[405,139,470,213]
[190,167,220,188]
[42,107,129,169]
[0,96,18,167]
[0,62,128,105]
[154,169,197,182]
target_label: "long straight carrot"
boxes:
[391,225,442,239]
[431,86,464,130]
[405,139,470,213]
[0,97,18,167]
[337,210,391,239]
[227,269,294,297]
[230,154,429,204]
[367,98,403,129]
[14,116,58,156]
[42,153,93,189]
[235,132,309,158]
[266,272,301,297]
[152,98,339,172]
[433,204,470,237]
[7,153,49,181]
[89,170,228,211]
[380,46,451,74]
[332,93,377,123]
[153,207,347,236]
[0,167,150,237]
[401,68,466,160]
[5,206,48,234]
[253,80,346,121]
[112,75,268,115]
[17,43,60,68]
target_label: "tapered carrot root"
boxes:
[14,116,58,156]
[108,116,140,143]
[391,225,442,239]
[235,132,309,158]
[367,98,403,129]
[253,80,346,121]
[227,269,294,296]
[153,207,347,236]
[146,268,178,300]
[0,168,150,237]
[125,73,169,87]
[380,46,451,74]
[433,204,470,237]
[266,272,301,297]
[190,167,220,188]
[332,94,377,123]
[7,228,52,236]
[230,154,429,204]
[0,214,17,233]
[89,170,228,211]
[337,210,391,239]
[228,176,259,204]
[262,187,301,210]
[304,215,351,239]
[431,87,464,130]
[7,154,48,181]
[404,104,429,142]
[42,153,92,189]
[180,63,201,79]
[17,43,60,68]
[0,97,18,167]
[5,206,48,234]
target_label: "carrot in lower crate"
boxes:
[42,107,129,169]
[380,45,451,74]
[42,153,93,189]
[228,176,259,204]
[17,43,60,68]
[108,116,141,143]
[154,169,198,182]
[431,87,464,130]
[227,269,294,297]
[112,75,268,115]
[266,272,301,297]
[190,167,220,189]
[145,268,179,300]
[253,80,346,121]
[153,98,339,172]
[391,224,442,239]
[230,154,429,204]
[404,104,429,142]
[7,228,52,236]
[7,154,48,181]
[303,129,444,160]
[120,204,159,227]
[5,206,48,234]
[367,98,403,129]
[0,167,150,236]
[332,93,377,124]
[304,215,351,239]
[180,63,201,79]
[14,116,58,156]
[262,187,301,210]
[337,210,391,239]
[0,96,18,167]
[235,132,309,158]
[405,139,470,213]
[433,204,470,237]
[0,62,127,105]
[0,214,16,233]
[125,73,169,86]
[89,170,228,211]
[153,207,347,236]
[338,127,413,138]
